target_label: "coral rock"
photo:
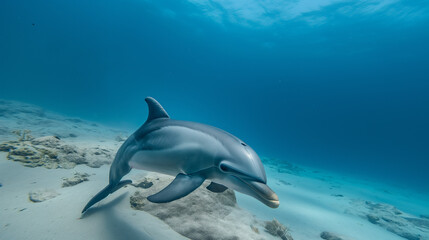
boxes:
[31,136,60,148]
[265,219,293,240]
[10,147,37,156]
[130,191,146,210]
[132,178,154,189]
[0,143,16,151]
[29,189,59,202]
[348,200,428,240]
[62,173,90,187]
[129,175,281,240]
[0,132,114,169]
[367,214,380,224]
[320,231,344,240]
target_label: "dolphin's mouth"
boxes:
[240,178,279,208]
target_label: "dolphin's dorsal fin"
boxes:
[145,97,170,122]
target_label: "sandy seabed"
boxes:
[0,100,428,240]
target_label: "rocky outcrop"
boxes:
[265,219,294,240]
[0,133,114,169]
[129,174,290,240]
[320,231,345,240]
[29,189,59,202]
[62,172,90,187]
[347,200,429,240]
[131,177,154,189]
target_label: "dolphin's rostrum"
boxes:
[82,97,279,213]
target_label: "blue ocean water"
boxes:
[1,0,428,193]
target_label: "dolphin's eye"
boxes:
[241,142,247,146]
[220,164,229,172]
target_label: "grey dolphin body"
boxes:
[82,97,279,213]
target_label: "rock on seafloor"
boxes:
[130,191,146,210]
[62,172,90,187]
[29,189,60,202]
[0,100,128,169]
[131,177,154,189]
[129,173,290,240]
[0,133,114,169]
[320,231,345,240]
[265,219,294,240]
[347,200,429,240]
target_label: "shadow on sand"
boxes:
[81,193,153,240]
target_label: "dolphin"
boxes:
[82,97,279,213]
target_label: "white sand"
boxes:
[0,152,187,240]
[2,151,427,240]
[1,100,428,240]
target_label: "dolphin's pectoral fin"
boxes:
[147,173,205,203]
[81,180,132,213]
[206,182,228,193]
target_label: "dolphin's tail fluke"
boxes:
[81,180,132,213]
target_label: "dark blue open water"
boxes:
[1,0,428,192]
